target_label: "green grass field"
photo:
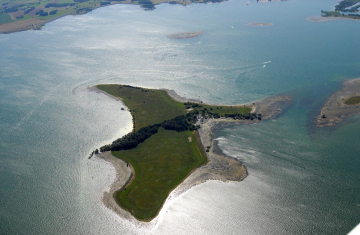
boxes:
[197,103,251,116]
[96,84,253,221]
[0,13,13,24]
[345,96,360,105]
[97,84,251,131]
[112,129,207,221]
[97,84,187,131]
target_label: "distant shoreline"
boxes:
[0,0,218,35]
[89,85,293,223]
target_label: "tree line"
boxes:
[99,115,197,152]
[45,3,75,8]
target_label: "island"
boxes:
[316,78,360,127]
[90,84,293,222]
[246,22,273,26]
[167,31,203,39]
[0,0,223,34]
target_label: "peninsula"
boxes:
[91,84,293,222]
[316,78,360,127]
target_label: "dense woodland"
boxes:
[322,0,360,17]
[335,0,360,12]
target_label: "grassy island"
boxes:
[96,84,255,221]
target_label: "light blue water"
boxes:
[0,0,359,234]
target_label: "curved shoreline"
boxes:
[90,86,293,222]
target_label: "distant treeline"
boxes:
[335,0,360,11]
[100,124,161,152]
[203,0,223,3]
[100,115,197,152]
[24,7,35,14]
[35,10,49,16]
[49,10,58,15]
[184,102,203,109]
[76,7,93,13]
[45,3,75,8]
[137,0,155,10]
[4,5,24,13]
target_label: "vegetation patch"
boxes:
[321,0,360,19]
[112,129,206,221]
[0,0,231,34]
[97,84,186,131]
[0,13,13,24]
[95,84,256,221]
[345,96,360,105]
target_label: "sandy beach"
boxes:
[90,86,293,222]
[316,78,360,127]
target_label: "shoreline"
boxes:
[90,86,293,222]
[0,0,217,35]
[316,78,360,127]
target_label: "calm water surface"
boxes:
[0,0,359,234]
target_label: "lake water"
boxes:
[0,0,359,234]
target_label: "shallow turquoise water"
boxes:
[0,0,359,234]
